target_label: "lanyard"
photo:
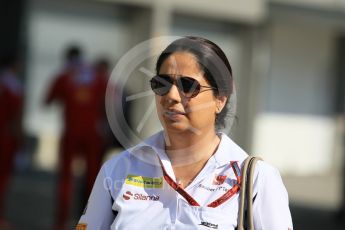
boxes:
[158,157,241,208]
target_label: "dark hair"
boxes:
[156,36,234,130]
[65,46,81,61]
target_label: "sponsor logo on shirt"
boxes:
[123,190,160,201]
[199,221,218,229]
[125,174,163,188]
[198,184,229,192]
[212,175,227,185]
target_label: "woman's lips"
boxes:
[164,109,186,120]
[165,109,186,115]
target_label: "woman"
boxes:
[77,36,293,230]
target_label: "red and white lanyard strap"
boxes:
[231,161,241,183]
[158,156,241,208]
[207,161,241,208]
[158,158,200,206]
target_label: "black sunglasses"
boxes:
[150,74,216,98]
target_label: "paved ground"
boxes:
[3,171,83,230]
[1,170,345,230]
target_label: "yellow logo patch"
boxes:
[125,174,163,188]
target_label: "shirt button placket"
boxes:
[170,194,178,224]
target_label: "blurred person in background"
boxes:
[0,54,23,227]
[45,46,108,229]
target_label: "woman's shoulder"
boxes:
[101,132,165,174]
[255,159,282,179]
[218,133,283,180]
[100,151,127,176]
[253,159,288,197]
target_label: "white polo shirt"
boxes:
[77,131,293,230]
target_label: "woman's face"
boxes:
[155,51,226,136]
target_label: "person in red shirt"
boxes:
[0,55,23,224]
[45,47,108,229]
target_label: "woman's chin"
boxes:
[164,121,202,135]
[164,121,188,132]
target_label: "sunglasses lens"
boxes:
[150,75,202,98]
[179,77,200,98]
[150,75,172,96]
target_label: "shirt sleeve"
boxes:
[253,162,293,230]
[77,164,115,230]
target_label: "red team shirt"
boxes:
[46,65,107,136]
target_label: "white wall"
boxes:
[252,10,341,175]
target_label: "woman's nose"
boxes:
[165,83,182,102]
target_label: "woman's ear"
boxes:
[215,96,227,114]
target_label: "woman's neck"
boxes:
[163,129,221,188]
[164,129,220,167]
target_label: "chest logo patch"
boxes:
[125,174,163,188]
[123,190,160,201]
[212,175,227,185]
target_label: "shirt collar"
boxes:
[129,131,177,178]
[130,131,165,155]
[212,133,248,168]
[128,131,168,165]
[129,131,248,168]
